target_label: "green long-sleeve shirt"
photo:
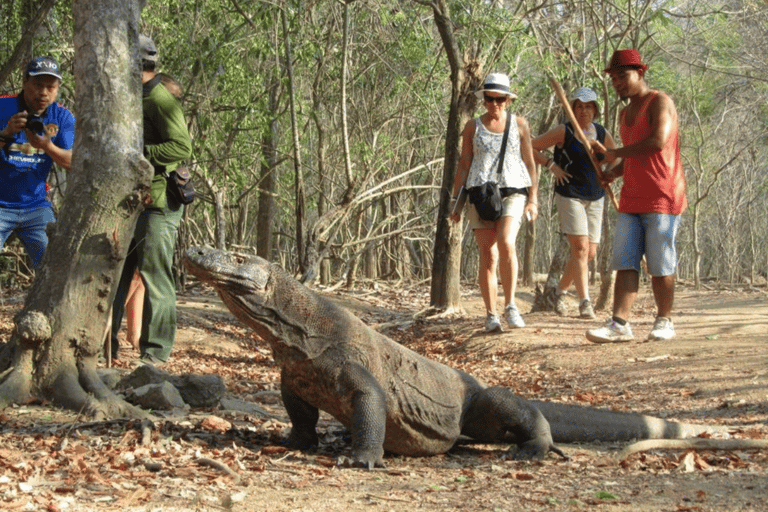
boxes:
[143,78,192,208]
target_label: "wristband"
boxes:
[545,158,555,171]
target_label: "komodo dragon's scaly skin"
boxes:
[185,247,721,469]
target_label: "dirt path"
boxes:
[0,283,766,511]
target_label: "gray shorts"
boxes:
[555,193,604,243]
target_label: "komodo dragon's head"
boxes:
[184,247,335,360]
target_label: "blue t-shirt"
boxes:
[0,94,75,208]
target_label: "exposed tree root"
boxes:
[617,438,768,461]
[416,305,466,319]
[0,366,34,409]
[0,346,36,408]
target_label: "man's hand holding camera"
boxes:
[0,111,52,150]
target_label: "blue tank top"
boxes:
[553,122,606,201]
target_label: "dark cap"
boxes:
[140,35,158,63]
[26,57,62,80]
[604,49,649,73]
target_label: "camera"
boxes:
[26,114,45,133]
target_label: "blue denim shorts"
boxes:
[611,212,681,276]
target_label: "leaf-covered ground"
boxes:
[0,281,766,512]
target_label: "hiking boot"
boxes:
[135,353,166,367]
[485,313,503,333]
[553,291,567,316]
[504,304,525,328]
[579,299,596,319]
[585,319,634,344]
[647,316,675,341]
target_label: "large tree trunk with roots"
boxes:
[0,0,150,419]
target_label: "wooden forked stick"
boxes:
[549,77,619,210]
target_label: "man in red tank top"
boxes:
[586,49,687,344]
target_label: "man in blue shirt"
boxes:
[0,56,74,268]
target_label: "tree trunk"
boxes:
[281,6,306,274]
[595,208,614,312]
[531,234,569,312]
[256,77,279,261]
[427,0,483,313]
[0,0,148,418]
[522,218,535,287]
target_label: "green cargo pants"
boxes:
[111,198,183,362]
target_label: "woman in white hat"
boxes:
[532,86,618,319]
[450,73,539,333]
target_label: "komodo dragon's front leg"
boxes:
[461,386,567,460]
[282,362,387,469]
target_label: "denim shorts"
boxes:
[555,193,604,243]
[611,212,681,276]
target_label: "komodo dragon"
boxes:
[185,247,722,469]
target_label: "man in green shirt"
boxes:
[110,35,192,364]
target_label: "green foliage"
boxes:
[2,0,766,284]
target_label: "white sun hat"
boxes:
[475,72,517,100]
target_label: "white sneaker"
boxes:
[586,319,634,344]
[504,304,525,328]
[553,292,567,316]
[485,313,503,333]
[647,316,675,341]
[579,299,596,319]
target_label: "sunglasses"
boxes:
[484,94,508,104]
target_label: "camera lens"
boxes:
[26,116,45,133]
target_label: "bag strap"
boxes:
[143,75,162,97]
[496,113,512,177]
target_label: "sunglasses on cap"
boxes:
[484,94,508,104]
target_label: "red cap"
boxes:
[604,49,648,73]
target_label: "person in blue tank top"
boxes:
[532,87,617,319]
[0,56,74,269]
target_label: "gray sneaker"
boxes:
[553,291,567,316]
[485,313,503,333]
[585,319,634,344]
[579,299,596,319]
[504,304,525,328]
[647,316,675,341]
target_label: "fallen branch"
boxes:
[197,457,241,482]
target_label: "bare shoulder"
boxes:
[651,89,677,114]
[462,118,477,136]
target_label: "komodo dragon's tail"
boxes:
[531,400,728,443]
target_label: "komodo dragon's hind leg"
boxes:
[461,386,567,460]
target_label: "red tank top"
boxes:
[619,91,687,215]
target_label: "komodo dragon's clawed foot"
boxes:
[511,439,569,461]
[337,454,386,470]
